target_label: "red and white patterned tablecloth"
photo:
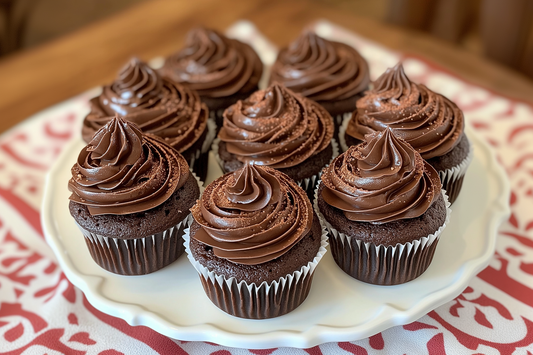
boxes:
[1,21,533,354]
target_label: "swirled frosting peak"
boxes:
[346,62,464,159]
[106,57,162,115]
[373,62,412,100]
[70,116,189,216]
[218,83,334,168]
[191,163,313,265]
[82,57,208,154]
[270,31,369,102]
[321,128,441,223]
[160,28,263,98]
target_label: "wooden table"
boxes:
[1,0,532,134]
[2,2,533,353]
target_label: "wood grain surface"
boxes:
[0,0,532,134]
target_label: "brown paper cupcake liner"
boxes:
[78,214,192,276]
[339,113,355,152]
[298,138,339,200]
[189,118,217,184]
[334,112,352,146]
[183,224,328,319]
[313,184,451,285]
[437,139,473,205]
[77,172,204,276]
[202,118,217,154]
[209,109,226,131]
[185,148,202,181]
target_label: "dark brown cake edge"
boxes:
[70,173,200,239]
[186,213,326,319]
[426,133,471,173]
[316,183,447,246]
[218,140,334,182]
[314,185,449,285]
[188,212,323,284]
[429,134,472,205]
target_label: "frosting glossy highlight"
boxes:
[346,63,464,159]
[270,31,369,102]
[70,116,189,215]
[83,58,208,154]
[321,128,441,223]
[218,83,334,168]
[191,164,313,265]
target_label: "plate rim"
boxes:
[41,125,511,349]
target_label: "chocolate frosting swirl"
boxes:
[82,58,208,154]
[346,63,464,159]
[270,31,369,102]
[218,83,334,168]
[190,164,313,265]
[70,116,189,216]
[160,28,263,98]
[321,128,441,224]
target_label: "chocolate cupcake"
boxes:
[69,116,200,275]
[215,83,336,198]
[82,58,214,182]
[185,163,327,319]
[160,28,263,130]
[316,128,450,285]
[342,63,472,204]
[270,31,369,140]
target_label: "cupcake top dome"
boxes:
[70,115,190,215]
[82,58,208,154]
[346,63,464,159]
[270,31,369,102]
[321,127,442,224]
[160,27,263,99]
[190,163,313,265]
[218,83,334,168]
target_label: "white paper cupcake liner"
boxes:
[209,109,226,130]
[313,182,451,285]
[183,221,329,319]
[78,214,193,276]
[335,112,353,131]
[297,138,339,199]
[77,171,203,275]
[185,148,201,176]
[211,136,224,171]
[191,170,206,195]
[339,113,354,152]
[202,118,217,154]
[187,118,216,183]
[436,137,473,205]
[208,109,226,119]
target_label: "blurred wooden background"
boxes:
[1,0,532,135]
[1,0,531,78]
[0,0,145,53]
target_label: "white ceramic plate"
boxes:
[41,126,509,349]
